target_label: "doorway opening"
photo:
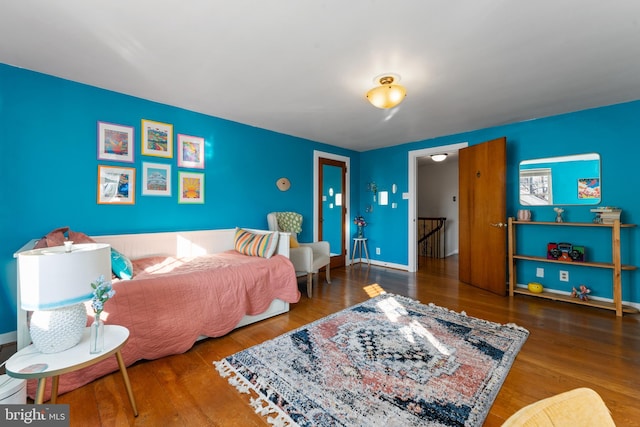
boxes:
[407,142,467,272]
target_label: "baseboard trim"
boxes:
[0,331,17,346]
[349,258,408,271]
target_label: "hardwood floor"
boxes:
[56,256,640,426]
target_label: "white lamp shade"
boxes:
[18,243,111,311]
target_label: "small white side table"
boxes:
[351,237,370,265]
[5,325,138,416]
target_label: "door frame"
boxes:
[407,142,468,272]
[314,150,351,265]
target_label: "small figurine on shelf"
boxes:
[571,284,591,301]
[554,207,564,223]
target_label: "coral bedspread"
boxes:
[29,250,300,399]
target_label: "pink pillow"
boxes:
[34,226,69,248]
[68,230,96,244]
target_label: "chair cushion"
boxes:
[275,212,303,234]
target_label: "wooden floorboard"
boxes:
[56,255,640,426]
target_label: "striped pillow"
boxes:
[234,228,279,258]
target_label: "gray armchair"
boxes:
[267,212,331,298]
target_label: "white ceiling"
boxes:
[2,1,640,152]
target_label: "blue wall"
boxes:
[2,62,639,336]
[360,101,640,303]
[0,64,358,335]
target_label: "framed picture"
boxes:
[97,122,134,162]
[141,119,173,158]
[578,178,600,199]
[177,134,205,169]
[98,165,136,204]
[142,162,171,196]
[178,171,205,204]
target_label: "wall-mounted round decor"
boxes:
[276,177,291,191]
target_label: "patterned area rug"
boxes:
[215,294,529,426]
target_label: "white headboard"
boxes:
[90,228,290,259]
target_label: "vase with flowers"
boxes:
[90,275,116,354]
[354,215,367,238]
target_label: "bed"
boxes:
[15,227,301,399]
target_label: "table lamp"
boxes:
[18,242,111,353]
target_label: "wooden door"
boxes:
[458,137,507,295]
[319,158,347,268]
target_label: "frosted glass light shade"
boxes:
[18,243,111,311]
[366,76,407,109]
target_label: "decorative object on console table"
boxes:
[17,243,111,353]
[570,245,585,262]
[89,275,116,354]
[571,285,591,301]
[591,207,622,224]
[527,282,544,293]
[547,242,585,262]
[553,207,564,223]
[517,209,532,221]
[547,242,560,260]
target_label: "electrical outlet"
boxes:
[536,267,544,278]
[560,270,569,282]
[376,247,381,255]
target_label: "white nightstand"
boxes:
[5,325,138,416]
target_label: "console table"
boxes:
[508,218,637,316]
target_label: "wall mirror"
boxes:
[519,153,601,205]
[321,162,344,258]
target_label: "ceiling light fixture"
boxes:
[366,75,407,109]
[431,153,448,162]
